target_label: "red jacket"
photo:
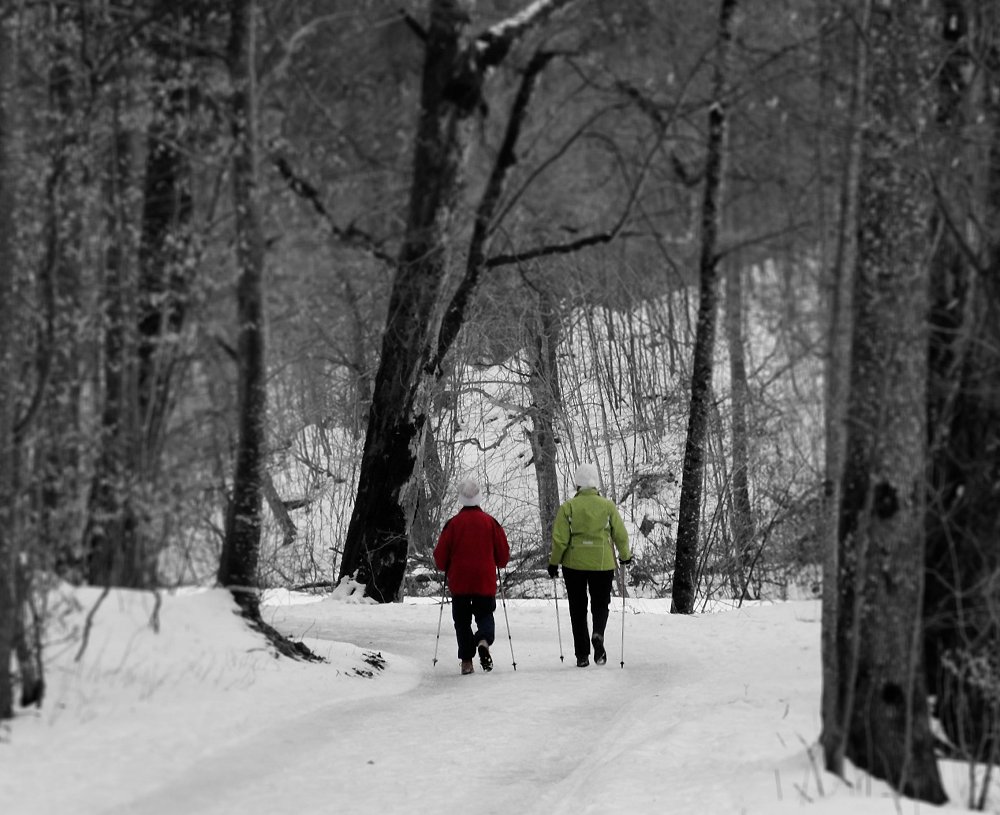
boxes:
[433,507,510,596]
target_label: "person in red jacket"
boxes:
[433,477,510,675]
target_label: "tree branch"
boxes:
[486,121,664,269]
[400,7,427,41]
[486,228,643,268]
[476,0,577,68]
[269,153,395,266]
[427,49,556,376]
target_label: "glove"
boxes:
[547,564,559,579]
[619,556,632,566]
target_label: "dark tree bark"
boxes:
[136,0,202,460]
[819,0,868,771]
[670,0,738,615]
[13,557,44,707]
[829,2,945,802]
[35,5,87,583]
[338,0,573,602]
[218,0,267,617]
[924,0,1000,765]
[2,6,47,712]
[86,97,140,587]
[0,10,18,720]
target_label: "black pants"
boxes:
[451,595,496,660]
[562,567,613,660]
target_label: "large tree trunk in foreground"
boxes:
[828,2,945,802]
[337,1,475,600]
[218,0,267,617]
[671,0,737,615]
[338,0,573,602]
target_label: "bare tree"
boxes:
[819,0,868,771]
[85,1,214,588]
[723,255,753,599]
[825,1,945,801]
[0,8,18,720]
[218,0,268,617]
[525,284,564,542]
[33,4,91,584]
[85,76,139,586]
[671,0,738,615]
[338,0,575,602]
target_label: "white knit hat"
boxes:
[457,477,482,507]
[574,463,600,489]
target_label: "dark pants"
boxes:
[451,595,497,660]
[562,567,613,660]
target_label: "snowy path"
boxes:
[95,597,826,815]
[6,590,983,814]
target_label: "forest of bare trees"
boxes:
[0,0,998,804]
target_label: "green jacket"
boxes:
[550,487,631,571]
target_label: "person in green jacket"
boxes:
[548,463,631,667]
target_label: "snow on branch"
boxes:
[476,0,576,67]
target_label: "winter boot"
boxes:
[592,633,607,665]
[576,656,590,668]
[477,641,493,672]
[461,660,474,675]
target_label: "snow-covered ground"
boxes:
[1,585,994,815]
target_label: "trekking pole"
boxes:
[432,574,447,667]
[619,561,627,669]
[552,575,564,662]
[497,567,517,671]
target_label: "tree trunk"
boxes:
[86,62,153,588]
[0,10,18,720]
[831,2,945,802]
[262,471,297,549]
[924,0,1000,764]
[724,257,753,599]
[136,0,200,462]
[337,2,485,601]
[36,7,87,584]
[671,0,738,615]
[409,421,447,557]
[86,92,140,587]
[13,556,44,707]
[218,0,267,617]
[338,0,573,602]
[527,288,563,544]
[819,0,869,774]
